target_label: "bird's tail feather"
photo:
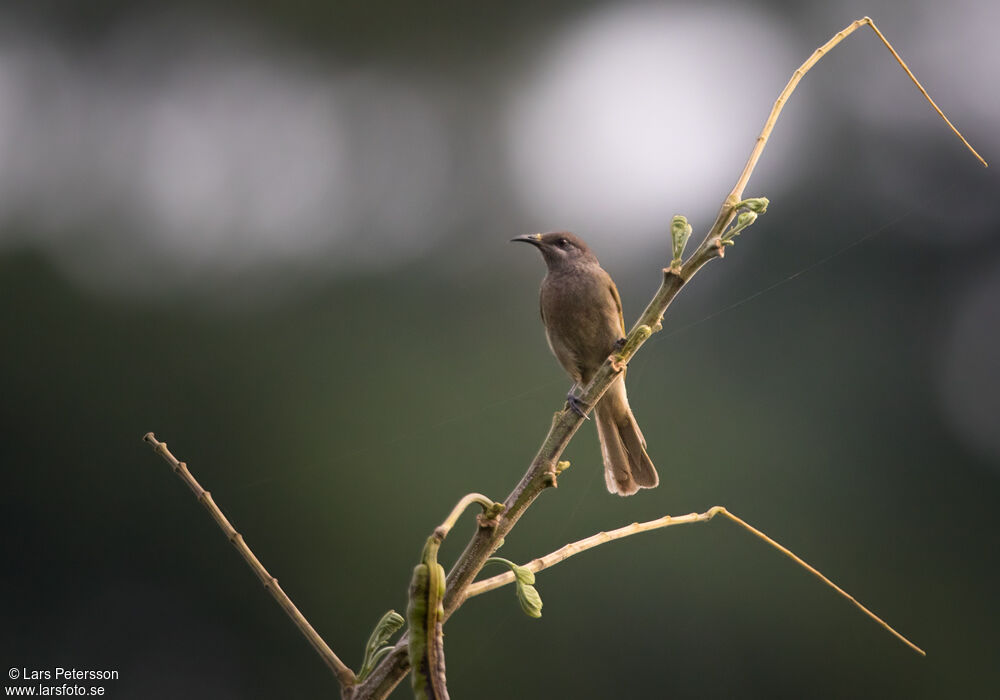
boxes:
[595,379,659,497]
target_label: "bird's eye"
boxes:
[558,238,569,248]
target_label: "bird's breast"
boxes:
[540,265,623,381]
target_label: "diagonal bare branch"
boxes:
[142,432,358,689]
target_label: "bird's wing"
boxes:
[608,279,625,336]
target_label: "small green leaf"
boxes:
[358,610,405,680]
[516,582,544,618]
[722,210,760,242]
[736,196,769,213]
[721,196,769,243]
[485,557,544,619]
[512,564,535,586]
[370,611,404,650]
[670,215,693,265]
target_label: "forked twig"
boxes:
[730,16,986,208]
[466,506,925,656]
[142,432,358,688]
[702,16,986,251]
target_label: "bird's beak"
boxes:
[510,233,543,247]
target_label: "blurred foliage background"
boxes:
[2,1,998,698]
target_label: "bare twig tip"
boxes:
[144,433,357,687]
[716,508,926,656]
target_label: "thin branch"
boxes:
[864,18,986,168]
[703,16,986,257]
[142,432,358,689]
[465,506,925,657]
[735,17,986,203]
[465,510,719,598]
[715,508,925,656]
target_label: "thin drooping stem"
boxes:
[864,18,986,168]
[464,506,925,657]
[465,510,721,598]
[142,433,358,689]
[715,508,925,656]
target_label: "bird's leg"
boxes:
[565,384,590,420]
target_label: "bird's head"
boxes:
[510,231,594,269]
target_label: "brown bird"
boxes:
[512,231,658,496]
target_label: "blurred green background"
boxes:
[2,1,999,698]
